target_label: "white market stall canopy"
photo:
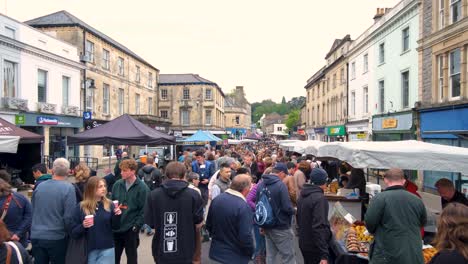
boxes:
[0,136,20,153]
[316,140,468,174]
[280,140,326,155]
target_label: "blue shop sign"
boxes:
[314,127,325,134]
[20,113,83,128]
[227,128,247,135]
[420,106,468,139]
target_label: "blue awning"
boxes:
[420,106,468,139]
[183,130,222,142]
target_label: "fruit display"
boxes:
[352,223,373,242]
[423,247,437,264]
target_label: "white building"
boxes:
[0,14,84,157]
[347,0,420,141]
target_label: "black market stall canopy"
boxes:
[67,114,175,145]
[0,117,44,144]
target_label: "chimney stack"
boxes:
[373,7,390,22]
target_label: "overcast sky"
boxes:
[6,0,399,103]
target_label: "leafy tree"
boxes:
[285,109,300,130]
[281,96,286,104]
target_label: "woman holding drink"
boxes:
[71,176,122,264]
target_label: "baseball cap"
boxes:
[273,163,288,174]
[309,168,328,185]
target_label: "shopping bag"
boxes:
[65,236,87,264]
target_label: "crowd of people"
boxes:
[0,139,466,264]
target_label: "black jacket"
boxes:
[297,184,331,260]
[428,250,467,264]
[137,165,163,190]
[256,175,294,230]
[441,190,468,208]
[144,180,204,264]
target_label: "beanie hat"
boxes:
[309,168,328,185]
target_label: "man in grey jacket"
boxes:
[31,158,76,264]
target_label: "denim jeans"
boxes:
[253,224,266,257]
[140,224,152,233]
[31,238,68,264]
[264,228,296,264]
[88,247,115,264]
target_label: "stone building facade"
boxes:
[305,35,351,141]
[224,86,251,138]
[26,11,162,162]
[159,74,225,136]
[417,0,468,192]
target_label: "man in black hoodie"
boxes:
[137,156,163,191]
[297,168,331,264]
[144,162,204,264]
[256,163,295,264]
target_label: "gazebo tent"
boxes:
[183,130,222,143]
[0,136,19,153]
[67,114,176,145]
[0,117,43,144]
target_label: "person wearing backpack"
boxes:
[136,157,161,236]
[137,157,163,191]
[0,178,32,248]
[255,163,295,264]
[0,220,32,264]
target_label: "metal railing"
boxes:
[42,156,99,171]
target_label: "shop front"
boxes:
[226,127,247,139]
[314,127,325,141]
[419,104,468,194]
[325,125,346,142]
[346,120,370,142]
[372,111,415,141]
[16,113,82,158]
[306,128,315,140]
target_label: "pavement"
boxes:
[121,232,305,264]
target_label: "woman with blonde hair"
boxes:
[429,202,468,263]
[71,176,121,264]
[73,163,91,202]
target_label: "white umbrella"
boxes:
[317,140,468,174]
[0,136,20,153]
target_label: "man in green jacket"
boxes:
[365,168,426,264]
[112,159,149,264]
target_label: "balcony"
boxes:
[62,105,80,116]
[1,97,29,111]
[37,102,57,114]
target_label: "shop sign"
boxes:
[382,118,398,129]
[173,130,183,137]
[37,116,58,125]
[356,133,367,139]
[15,115,25,125]
[83,111,92,120]
[326,125,346,136]
[314,127,325,134]
[84,119,108,130]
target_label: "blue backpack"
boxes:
[255,186,277,228]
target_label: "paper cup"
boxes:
[85,215,94,226]
[113,200,119,207]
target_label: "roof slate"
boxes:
[25,10,158,71]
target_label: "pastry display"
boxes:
[423,247,437,264]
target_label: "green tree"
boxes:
[285,109,300,131]
[281,96,286,104]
